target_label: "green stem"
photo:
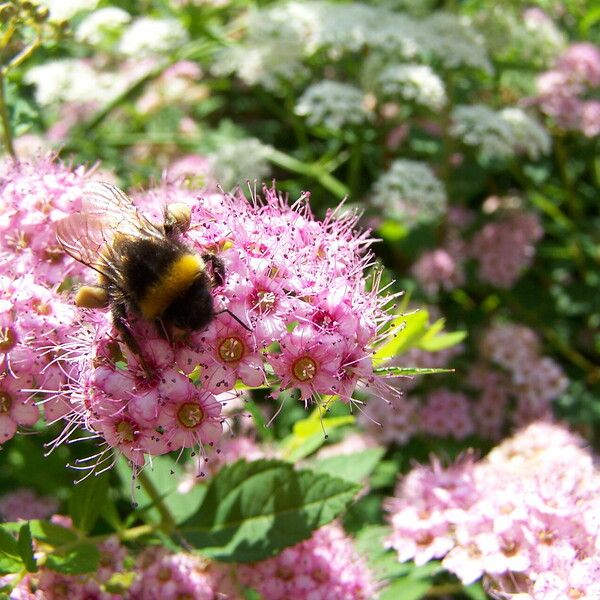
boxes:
[348,138,362,197]
[554,135,584,219]
[266,147,350,199]
[136,470,176,533]
[6,36,41,71]
[0,72,15,158]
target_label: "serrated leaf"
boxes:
[69,472,109,533]
[45,543,100,575]
[0,525,23,575]
[312,448,385,483]
[180,459,360,562]
[373,310,429,364]
[28,521,78,545]
[17,524,36,573]
[379,577,430,600]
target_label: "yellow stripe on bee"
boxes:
[139,254,204,319]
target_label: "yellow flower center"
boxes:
[292,357,317,382]
[116,420,136,444]
[0,391,11,414]
[178,402,204,428]
[0,327,16,352]
[218,337,244,363]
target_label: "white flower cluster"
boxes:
[450,105,516,160]
[24,60,115,106]
[450,105,551,161]
[499,108,551,160]
[38,0,98,21]
[378,64,446,110]
[118,17,188,57]
[476,6,565,68]
[420,13,492,73]
[215,2,492,90]
[212,5,308,90]
[295,81,372,130]
[76,7,131,46]
[209,138,272,189]
[371,159,447,228]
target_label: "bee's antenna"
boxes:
[215,308,253,332]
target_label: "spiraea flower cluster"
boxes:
[470,209,543,288]
[386,422,600,598]
[0,158,100,443]
[238,522,376,600]
[295,81,373,130]
[377,64,446,111]
[450,105,550,161]
[371,159,446,228]
[129,547,234,600]
[13,159,398,468]
[532,42,600,137]
[0,488,59,521]
[481,323,568,423]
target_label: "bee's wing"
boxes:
[56,182,164,282]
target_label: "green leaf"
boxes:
[373,310,428,364]
[373,366,454,376]
[281,406,354,461]
[117,455,204,525]
[417,330,467,352]
[28,521,78,545]
[17,524,36,573]
[378,220,408,242]
[312,448,385,483]
[45,543,100,575]
[464,582,488,600]
[180,459,360,562]
[0,525,23,575]
[379,577,430,600]
[69,472,110,533]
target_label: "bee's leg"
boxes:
[202,253,226,287]
[111,303,152,378]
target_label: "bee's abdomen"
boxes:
[119,238,204,320]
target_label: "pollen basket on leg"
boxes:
[139,254,205,320]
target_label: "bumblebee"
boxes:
[56,182,237,368]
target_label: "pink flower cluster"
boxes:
[533,42,600,136]
[238,523,376,600]
[386,421,600,599]
[41,168,396,468]
[481,323,568,424]
[0,488,59,521]
[412,205,542,294]
[0,158,99,444]
[469,211,543,288]
[129,547,234,600]
[411,248,464,295]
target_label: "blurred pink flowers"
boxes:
[386,421,600,598]
[532,42,600,136]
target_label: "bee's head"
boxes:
[162,275,215,331]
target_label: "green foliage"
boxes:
[180,459,360,562]
[69,472,110,533]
